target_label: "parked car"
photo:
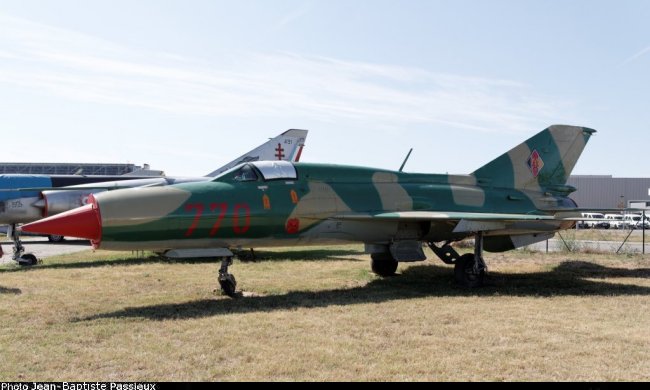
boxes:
[0,225,65,242]
[622,214,650,229]
[578,212,610,229]
[604,214,625,229]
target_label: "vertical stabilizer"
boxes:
[206,129,308,177]
[471,125,596,190]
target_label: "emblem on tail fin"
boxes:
[526,150,544,178]
[472,125,594,190]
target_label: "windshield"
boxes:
[211,163,245,181]
[233,164,259,182]
[251,161,297,180]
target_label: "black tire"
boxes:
[371,252,398,277]
[48,235,65,243]
[219,275,237,297]
[18,254,38,267]
[454,253,485,288]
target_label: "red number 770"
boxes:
[184,202,249,237]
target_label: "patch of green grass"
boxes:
[1,245,649,381]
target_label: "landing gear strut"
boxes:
[9,224,38,266]
[218,256,237,297]
[454,233,487,288]
[428,241,461,264]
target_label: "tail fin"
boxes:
[471,125,596,191]
[205,129,308,177]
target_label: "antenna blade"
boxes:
[399,148,413,172]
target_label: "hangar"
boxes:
[568,175,650,210]
[0,162,147,176]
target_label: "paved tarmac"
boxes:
[525,238,650,254]
[0,237,92,265]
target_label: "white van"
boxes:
[604,214,624,229]
[622,214,650,229]
[579,212,610,229]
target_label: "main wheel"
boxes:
[454,253,485,288]
[371,252,398,277]
[48,235,65,243]
[18,254,38,267]
[219,274,237,297]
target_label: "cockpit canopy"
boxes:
[216,161,298,183]
[251,161,297,180]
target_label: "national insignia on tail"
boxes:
[526,150,544,178]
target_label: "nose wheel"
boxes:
[17,253,38,266]
[9,224,39,266]
[218,256,237,297]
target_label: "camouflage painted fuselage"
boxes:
[24,125,593,254]
[93,163,575,252]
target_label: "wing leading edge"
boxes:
[332,211,558,222]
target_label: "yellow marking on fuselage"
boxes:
[263,194,271,210]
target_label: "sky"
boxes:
[0,0,648,177]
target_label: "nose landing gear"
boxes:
[8,224,39,266]
[218,256,237,297]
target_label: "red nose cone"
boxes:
[21,203,102,242]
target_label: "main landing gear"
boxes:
[218,256,237,297]
[370,234,488,287]
[454,233,487,288]
[8,224,39,266]
[429,232,487,288]
[370,252,398,277]
[369,241,426,277]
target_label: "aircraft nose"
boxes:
[21,202,102,243]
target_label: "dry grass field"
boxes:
[1,245,649,381]
[566,228,649,243]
